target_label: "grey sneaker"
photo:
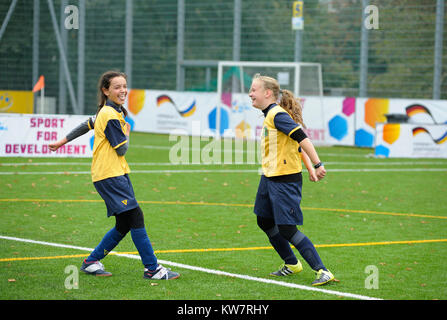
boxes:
[270,261,303,276]
[80,259,112,276]
[311,269,334,286]
[143,264,180,280]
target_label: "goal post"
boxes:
[216,61,325,141]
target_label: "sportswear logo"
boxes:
[122,199,128,205]
[104,249,109,256]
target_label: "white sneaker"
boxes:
[143,264,180,280]
[80,259,112,276]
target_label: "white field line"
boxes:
[1,161,447,167]
[133,144,257,154]
[0,235,382,300]
[1,168,447,175]
[131,144,370,157]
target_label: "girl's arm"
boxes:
[49,117,94,151]
[49,137,68,151]
[300,148,318,182]
[115,122,130,156]
[299,138,326,180]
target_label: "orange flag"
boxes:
[32,75,45,92]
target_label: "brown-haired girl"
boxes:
[50,71,179,280]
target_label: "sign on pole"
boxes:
[292,1,304,30]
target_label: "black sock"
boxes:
[265,225,298,265]
[290,231,327,271]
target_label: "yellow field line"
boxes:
[1,238,446,263]
[1,198,446,220]
[314,238,447,248]
[0,253,90,262]
[301,207,447,220]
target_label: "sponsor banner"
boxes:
[126,89,342,144]
[221,92,263,140]
[375,123,447,158]
[3,90,446,159]
[315,96,355,146]
[127,89,219,137]
[0,114,93,157]
[0,90,34,114]
[355,98,447,147]
[126,89,265,140]
[301,96,326,145]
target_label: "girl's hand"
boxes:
[315,166,326,180]
[309,170,319,182]
[49,138,68,151]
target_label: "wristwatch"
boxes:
[314,162,324,169]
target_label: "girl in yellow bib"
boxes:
[249,73,334,286]
[50,71,179,280]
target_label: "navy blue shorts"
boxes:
[93,174,139,217]
[254,174,304,225]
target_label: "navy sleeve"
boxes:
[87,116,95,130]
[273,112,301,136]
[104,119,127,149]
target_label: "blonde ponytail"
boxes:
[253,73,306,128]
[280,89,306,129]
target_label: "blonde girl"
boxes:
[249,73,334,286]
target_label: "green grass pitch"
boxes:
[1,132,446,300]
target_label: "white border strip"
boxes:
[0,168,447,175]
[0,235,381,300]
[1,161,446,167]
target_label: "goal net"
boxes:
[216,61,325,142]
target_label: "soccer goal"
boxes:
[216,61,325,142]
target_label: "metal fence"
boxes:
[0,0,445,116]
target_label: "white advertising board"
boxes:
[375,123,447,158]
[0,114,93,157]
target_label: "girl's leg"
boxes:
[82,226,125,276]
[277,224,327,272]
[86,227,126,262]
[125,206,179,279]
[123,206,158,271]
[257,216,297,265]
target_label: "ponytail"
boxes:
[253,73,306,128]
[279,89,306,129]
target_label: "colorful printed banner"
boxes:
[126,89,221,137]
[355,98,447,147]
[0,90,34,114]
[126,91,447,155]
[0,114,93,157]
[375,123,447,158]
[317,97,355,146]
[124,89,339,144]
[2,89,446,159]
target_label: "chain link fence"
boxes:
[0,0,446,116]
